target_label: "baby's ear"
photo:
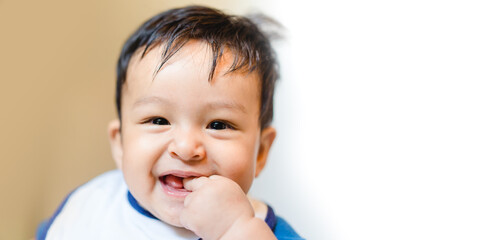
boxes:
[255,126,277,178]
[108,119,123,169]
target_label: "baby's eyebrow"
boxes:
[207,101,247,113]
[132,96,247,113]
[132,96,167,109]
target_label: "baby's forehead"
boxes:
[121,41,261,110]
[128,39,256,77]
[124,41,259,91]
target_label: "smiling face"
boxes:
[108,40,276,227]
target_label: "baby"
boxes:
[36,5,303,240]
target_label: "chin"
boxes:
[160,213,186,228]
[153,200,185,227]
[159,215,183,227]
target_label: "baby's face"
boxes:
[113,40,273,227]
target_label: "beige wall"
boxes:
[0,0,257,238]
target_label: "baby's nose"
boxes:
[168,129,205,162]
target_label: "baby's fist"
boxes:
[180,175,254,240]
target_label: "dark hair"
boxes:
[116,5,279,129]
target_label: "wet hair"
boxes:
[116,5,280,129]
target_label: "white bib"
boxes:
[44,170,199,240]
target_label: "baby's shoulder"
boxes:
[78,169,125,194]
[36,170,128,239]
[64,169,126,210]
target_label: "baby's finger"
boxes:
[183,176,210,191]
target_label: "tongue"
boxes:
[165,175,184,189]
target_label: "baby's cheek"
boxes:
[122,139,161,191]
[221,157,256,193]
[135,133,166,156]
[122,157,152,191]
[126,134,165,168]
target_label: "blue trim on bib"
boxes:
[274,217,305,240]
[127,191,158,220]
[265,205,278,230]
[127,191,278,232]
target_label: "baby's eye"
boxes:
[151,117,170,125]
[207,120,234,130]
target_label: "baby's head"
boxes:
[108,6,279,227]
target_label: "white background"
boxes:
[249,0,489,239]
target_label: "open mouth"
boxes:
[161,175,188,191]
[159,172,201,197]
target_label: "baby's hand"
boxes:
[180,175,260,240]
